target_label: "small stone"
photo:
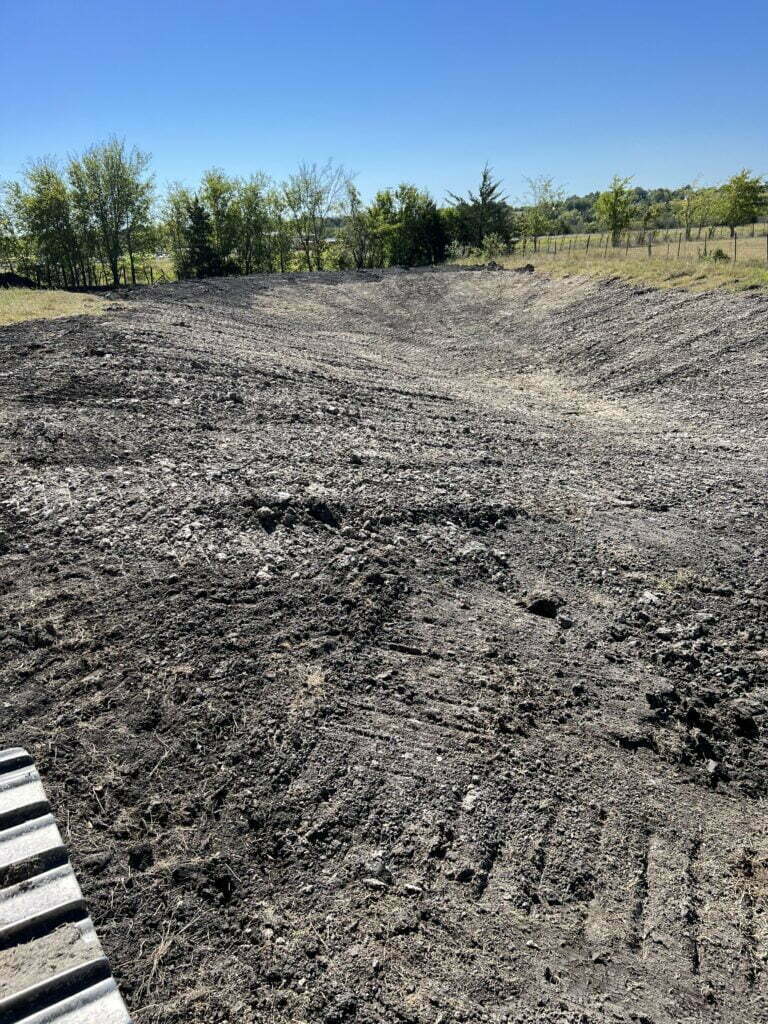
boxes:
[730,697,763,735]
[526,591,563,618]
[363,877,387,890]
[645,682,677,709]
[362,856,392,884]
[255,506,276,531]
[462,787,480,811]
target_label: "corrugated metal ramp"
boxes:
[0,748,131,1024]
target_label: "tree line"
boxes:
[162,164,447,280]
[445,169,768,257]
[0,142,446,286]
[0,140,153,288]
[1,137,766,287]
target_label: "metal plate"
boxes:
[0,749,131,1024]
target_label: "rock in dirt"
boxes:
[526,590,563,617]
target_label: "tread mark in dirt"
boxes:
[629,831,651,952]
[3,268,768,1024]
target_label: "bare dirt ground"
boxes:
[1,267,768,1024]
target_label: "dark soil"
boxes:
[0,272,38,289]
[2,267,768,1024]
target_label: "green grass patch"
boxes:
[0,288,109,327]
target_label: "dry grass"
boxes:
[475,225,768,293]
[0,287,107,327]
[459,250,768,293]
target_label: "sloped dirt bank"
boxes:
[1,267,767,1023]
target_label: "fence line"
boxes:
[0,260,170,289]
[513,225,768,266]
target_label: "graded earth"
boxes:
[1,267,767,1024]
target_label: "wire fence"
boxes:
[0,260,175,290]
[515,224,768,265]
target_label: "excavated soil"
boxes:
[2,267,768,1024]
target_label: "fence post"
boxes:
[586,233,591,254]
[604,233,609,258]
[625,231,630,257]
[733,232,737,262]
[677,233,682,259]
[149,265,154,285]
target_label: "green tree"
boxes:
[68,138,153,286]
[721,169,766,236]
[446,164,510,246]
[234,175,271,274]
[0,187,25,275]
[365,190,398,268]
[369,185,446,267]
[122,164,154,283]
[638,201,664,242]
[481,232,504,260]
[7,160,86,286]
[672,181,701,240]
[595,175,634,246]
[200,168,238,266]
[185,196,221,278]
[339,182,372,269]
[693,187,724,239]
[283,161,348,271]
[163,183,193,279]
[673,186,726,240]
[264,189,293,272]
[399,186,447,266]
[521,176,564,251]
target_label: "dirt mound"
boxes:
[0,271,38,288]
[1,268,767,1023]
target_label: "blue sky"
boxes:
[2,0,767,203]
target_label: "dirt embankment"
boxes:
[1,268,767,1024]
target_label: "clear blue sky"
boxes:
[2,0,767,203]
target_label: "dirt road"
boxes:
[2,267,767,1023]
